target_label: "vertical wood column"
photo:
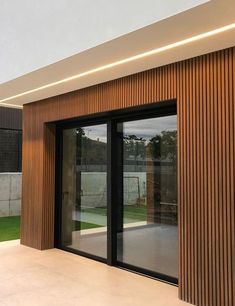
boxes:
[177,48,235,306]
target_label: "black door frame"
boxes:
[55,100,178,285]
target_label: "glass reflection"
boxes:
[61,124,107,259]
[117,115,178,278]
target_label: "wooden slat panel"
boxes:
[42,123,56,250]
[21,47,235,306]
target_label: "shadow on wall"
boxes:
[0,173,21,217]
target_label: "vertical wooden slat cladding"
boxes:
[42,124,56,249]
[21,47,235,306]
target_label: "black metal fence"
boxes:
[0,129,22,172]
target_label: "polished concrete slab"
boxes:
[70,223,178,278]
[0,240,188,306]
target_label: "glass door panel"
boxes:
[116,115,178,279]
[61,124,107,259]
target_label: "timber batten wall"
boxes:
[21,47,235,306]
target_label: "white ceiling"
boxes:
[0,0,235,107]
[0,0,207,84]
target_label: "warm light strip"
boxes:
[0,102,23,109]
[1,22,235,108]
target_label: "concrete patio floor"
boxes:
[0,240,188,306]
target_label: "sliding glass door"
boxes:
[57,103,177,282]
[61,123,107,259]
[116,115,177,279]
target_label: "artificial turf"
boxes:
[0,216,20,242]
[73,220,101,230]
[0,205,146,242]
[81,205,146,222]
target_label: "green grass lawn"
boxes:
[0,216,20,242]
[0,217,100,242]
[73,220,101,230]
[0,206,146,241]
[81,205,146,222]
[73,205,147,231]
[123,205,146,221]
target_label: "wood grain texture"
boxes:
[21,47,235,306]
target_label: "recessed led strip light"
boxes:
[0,102,23,109]
[1,22,235,109]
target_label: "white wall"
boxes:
[0,0,207,84]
